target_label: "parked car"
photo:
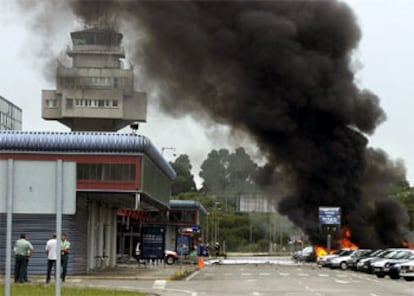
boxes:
[357,249,396,273]
[346,249,374,270]
[164,250,179,265]
[292,246,316,262]
[317,249,352,267]
[388,255,414,280]
[373,250,414,278]
[325,249,357,270]
[399,259,414,281]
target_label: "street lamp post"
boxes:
[161,147,176,157]
[213,201,220,244]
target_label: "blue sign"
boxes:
[319,207,341,225]
[192,224,199,232]
[141,226,165,260]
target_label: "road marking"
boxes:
[186,269,200,281]
[318,273,329,277]
[224,273,233,276]
[259,273,270,276]
[242,273,252,276]
[334,279,350,284]
[153,280,167,289]
[336,274,347,278]
[163,288,197,296]
[279,272,290,276]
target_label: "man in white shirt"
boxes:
[45,233,57,283]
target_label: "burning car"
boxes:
[292,246,316,263]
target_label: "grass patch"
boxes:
[0,284,146,296]
[167,269,192,280]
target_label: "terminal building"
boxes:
[0,131,175,274]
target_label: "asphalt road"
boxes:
[67,257,414,296]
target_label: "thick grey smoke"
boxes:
[20,0,410,248]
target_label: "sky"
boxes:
[1,0,414,188]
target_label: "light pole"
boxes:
[213,201,220,244]
[161,147,176,157]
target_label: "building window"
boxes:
[66,98,73,110]
[77,163,136,181]
[46,99,58,108]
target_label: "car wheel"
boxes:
[403,277,414,282]
[389,274,400,280]
[165,256,175,265]
[340,262,348,270]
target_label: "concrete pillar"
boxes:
[104,206,112,267]
[87,200,97,272]
[111,208,117,267]
[97,205,104,268]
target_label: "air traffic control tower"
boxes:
[42,27,147,131]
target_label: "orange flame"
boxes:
[315,246,328,257]
[314,226,358,257]
[339,227,358,249]
[402,241,414,249]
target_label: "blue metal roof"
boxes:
[170,200,207,214]
[0,131,176,180]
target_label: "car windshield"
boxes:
[334,249,348,255]
[339,250,354,256]
[378,250,394,258]
[352,249,371,257]
[367,249,384,257]
[393,251,413,259]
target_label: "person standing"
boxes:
[23,237,33,282]
[45,233,57,283]
[214,242,220,257]
[61,233,71,282]
[14,233,34,283]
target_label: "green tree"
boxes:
[227,147,258,191]
[396,188,414,231]
[199,149,229,192]
[170,154,197,195]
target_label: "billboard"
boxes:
[319,207,341,225]
[140,226,165,260]
[0,160,76,214]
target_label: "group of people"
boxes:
[14,232,71,284]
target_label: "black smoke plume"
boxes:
[20,0,410,248]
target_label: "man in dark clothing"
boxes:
[61,233,71,282]
[14,233,34,283]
